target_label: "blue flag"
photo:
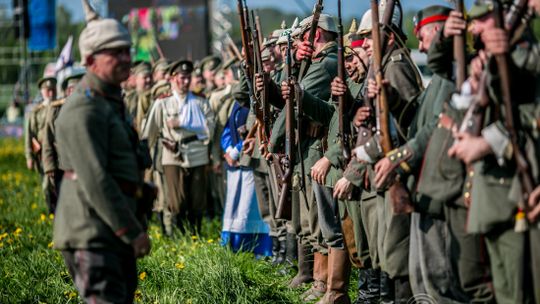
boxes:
[28,0,56,51]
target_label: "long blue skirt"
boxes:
[221,167,272,256]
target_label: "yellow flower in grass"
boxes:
[13,228,22,237]
[191,235,197,240]
[175,262,185,270]
[139,271,147,281]
[207,239,214,244]
[48,241,54,248]
[40,214,47,222]
[0,232,8,240]
[31,203,37,210]
[134,289,142,301]
[68,291,77,299]
[49,214,54,220]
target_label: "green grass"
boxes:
[0,138,359,303]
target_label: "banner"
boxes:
[28,0,56,51]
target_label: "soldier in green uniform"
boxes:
[25,77,57,213]
[152,58,170,83]
[371,5,493,302]
[445,1,539,302]
[200,55,222,97]
[257,13,338,293]
[131,61,153,132]
[41,72,84,214]
[279,20,371,303]
[53,5,151,302]
[142,79,173,235]
[347,4,424,301]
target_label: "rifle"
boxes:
[370,0,413,214]
[336,0,352,166]
[355,0,396,147]
[492,0,535,226]
[296,0,324,191]
[276,33,296,220]
[453,0,466,91]
[237,0,254,80]
[457,0,531,208]
[251,11,271,143]
[255,10,264,47]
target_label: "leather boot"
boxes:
[271,237,280,265]
[302,252,328,302]
[380,271,394,304]
[355,268,380,304]
[393,276,412,304]
[289,242,314,288]
[279,233,298,276]
[286,233,298,262]
[277,239,287,264]
[317,248,351,304]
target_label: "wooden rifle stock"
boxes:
[372,0,413,214]
[237,0,254,79]
[276,34,296,220]
[453,0,467,91]
[492,0,535,219]
[337,0,351,166]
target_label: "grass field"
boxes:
[0,138,358,303]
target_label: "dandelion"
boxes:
[68,291,77,299]
[48,241,54,248]
[13,227,22,237]
[207,239,214,244]
[0,232,8,240]
[40,214,47,222]
[139,271,147,280]
[134,289,142,301]
[49,214,54,220]
[31,203,37,209]
[175,262,185,270]
[191,235,198,240]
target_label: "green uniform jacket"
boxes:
[53,72,144,253]
[301,78,364,188]
[42,99,65,173]
[269,42,338,175]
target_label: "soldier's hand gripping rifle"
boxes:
[276,33,296,220]
[336,0,352,167]
[355,0,396,147]
[250,10,272,154]
[457,0,532,211]
[369,0,414,214]
[492,0,535,225]
[296,0,324,190]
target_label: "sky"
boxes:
[59,0,475,22]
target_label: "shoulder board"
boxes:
[51,99,66,107]
[32,103,46,111]
[390,54,403,62]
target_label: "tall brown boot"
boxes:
[317,247,351,304]
[289,242,314,288]
[302,252,329,302]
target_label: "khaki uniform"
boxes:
[144,90,215,232]
[41,98,67,213]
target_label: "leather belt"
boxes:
[180,135,199,145]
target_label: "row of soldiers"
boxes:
[230,0,540,303]
[23,0,540,302]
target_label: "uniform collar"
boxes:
[84,72,123,102]
[314,41,337,60]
